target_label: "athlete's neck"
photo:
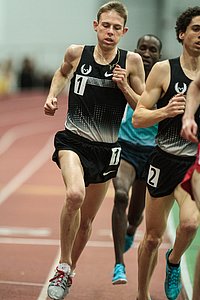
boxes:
[180,53,200,80]
[94,45,118,65]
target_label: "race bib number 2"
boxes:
[147,165,160,187]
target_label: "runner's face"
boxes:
[93,10,127,49]
[180,16,200,54]
[136,36,160,73]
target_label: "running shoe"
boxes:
[124,234,134,253]
[69,270,76,278]
[112,263,127,285]
[47,266,72,300]
[164,249,182,300]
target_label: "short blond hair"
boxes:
[97,1,128,26]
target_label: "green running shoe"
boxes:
[164,249,182,300]
[112,263,127,285]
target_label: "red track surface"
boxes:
[0,92,186,300]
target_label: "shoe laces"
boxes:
[49,268,70,288]
[114,264,125,274]
[167,266,180,288]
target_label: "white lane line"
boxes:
[99,228,145,240]
[0,226,50,237]
[0,280,43,287]
[0,122,53,155]
[167,211,192,300]
[0,236,171,249]
[0,136,53,205]
[0,237,59,245]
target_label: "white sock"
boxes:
[70,269,76,277]
[57,263,71,274]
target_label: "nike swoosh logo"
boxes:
[103,170,116,176]
[104,71,113,78]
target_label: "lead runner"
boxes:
[43,1,145,299]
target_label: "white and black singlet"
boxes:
[65,45,127,143]
[146,57,200,197]
[156,57,200,156]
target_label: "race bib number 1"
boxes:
[109,147,121,166]
[74,75,88,96]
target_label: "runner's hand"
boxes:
[44,97,58,116]
[112,64,128,91]
[181,117,198,143]
[164,93,186,118]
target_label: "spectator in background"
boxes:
[18,57,35,90]
[42,71,53,90]
[0,59,17,95]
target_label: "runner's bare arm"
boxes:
[44,44,83,116]
[181,71,200,142]
[112,52,145,109]
[132,61,186,128]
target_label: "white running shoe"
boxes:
[47,265,72,300]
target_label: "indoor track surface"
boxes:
[0,91,190,299]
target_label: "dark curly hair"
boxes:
[175,6,200,43]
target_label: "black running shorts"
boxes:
[52,129,121,186]
[118,138,155,180]
[145,146,195,197]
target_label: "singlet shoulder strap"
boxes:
[118,48,127,69]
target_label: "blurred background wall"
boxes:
[0,0,199,91]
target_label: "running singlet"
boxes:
[65,45,127,143]
[156,57,200,156]
[119,104,157,146]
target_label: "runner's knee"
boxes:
[64,188,85,211]
[179,217,199,236]
[144,233,162,251]
[114,189,129,209]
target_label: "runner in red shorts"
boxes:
[181,143,200,204]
